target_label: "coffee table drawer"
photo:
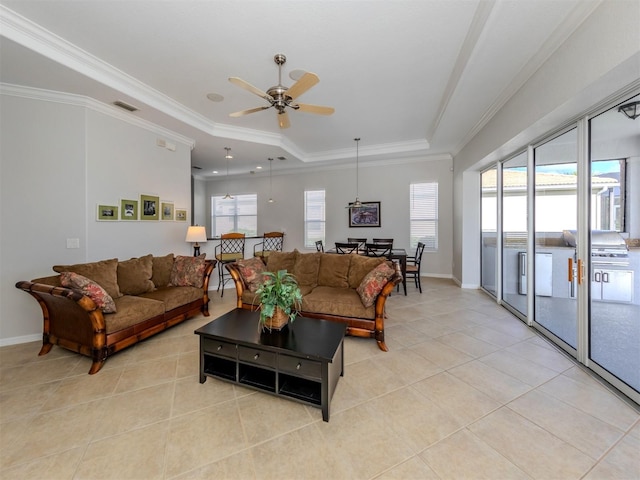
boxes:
[278,355,321,380]
[202,339,236,359]
[238,346,276,368]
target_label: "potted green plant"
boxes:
[255,269,303,331]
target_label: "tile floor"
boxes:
[1,278,638,479]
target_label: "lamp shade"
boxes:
[185,226,207,243]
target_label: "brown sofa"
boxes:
[15,254,215,374]
[226,250,402,351]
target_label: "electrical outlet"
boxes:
[66,238,80,249]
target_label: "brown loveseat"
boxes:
[15,254,215,374]
[226,250,402,351]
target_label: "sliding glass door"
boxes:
[481,167,498,297]
[588,96,640,395]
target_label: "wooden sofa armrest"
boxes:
[225,263,246,308]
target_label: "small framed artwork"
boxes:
[161,201,174,221]
[175,209,187,222]
[97,204,119,221]
[348,201,381,227]
[120,198,138,220]
[140,194,159,221]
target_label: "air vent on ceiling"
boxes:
[277,156,286,160]
[191,165,202,170]
[113,100,139,112]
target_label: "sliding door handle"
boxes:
[577,259,584,285]
[568,258,574,282]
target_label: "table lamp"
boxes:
[185,225,207,256]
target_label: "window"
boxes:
[410,182,438,250]
[211,194,257,237]
[304,190,325,248]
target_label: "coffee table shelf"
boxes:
[195,308,346,422]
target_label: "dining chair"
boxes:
[365,242,393,258]
[372,238,394,248]
[315,240,324,252]
[253,231,284,260]
[347,237,367,252]
[405,242,425,293]
[214,233,245,296]
[335,242,359,254]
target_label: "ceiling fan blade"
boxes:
[296,103,335,115]
[286,72,319,100]
[278,111,290,129]
[229,106,271,117]
[229,77,274,102]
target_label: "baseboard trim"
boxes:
[0,333,40,347]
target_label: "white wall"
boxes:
[197,157,454,277]
[0,91,194,344]
[452,0,640,288]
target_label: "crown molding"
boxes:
[1,83,195,148]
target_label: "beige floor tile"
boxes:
[0,398,105,469]
[314,403,415,479]
[505,339,575,373]
[236,390,314,445]
[464,324,523,347]
[371,348,443,385]
[0,355,81,392]
[343,336,386,365]
[164,401,248,478]
[93,382,175,440]
[437,331,502,358]
[0,380,60,422]
[39,368,122,411]
[0,446,85,480]
[483,317,536,342]
[340,357,407,399]
[384,324,432,347]
[409,339,475,370]
[479,350,560,387]
[538,373,640,431]
[583,430,640,479]
[405,317,462,338]
[171,449,257,479]
[75,421,169,479]
[448,360,532,404]
[368,386,463,453]
[420,429,532,479]
[508,389,625,460]
[469,407,594,479]
[114,356,178,394]
[172,374,240,417]
[376,456,441,479]
[412,372,501,425]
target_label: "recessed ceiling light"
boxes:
[212,170,218,174]
[256,166,263,169]
[206,93,224,102]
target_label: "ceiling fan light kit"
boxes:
[229,54,334,128]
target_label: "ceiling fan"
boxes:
[228,54,334,129]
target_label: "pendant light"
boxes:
[222,147,233,200]
[267,157,275,203]
[347,138,362,208]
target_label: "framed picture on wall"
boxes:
[175,209,187,222]
[120,198,138,220]
[161,201,174,221]
[97,204,119,221]
[348,201,381,227]
[140,194,159,221]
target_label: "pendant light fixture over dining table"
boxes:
[222,147,233,200]
[347,137,362,208]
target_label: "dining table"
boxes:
[325,246,408,295]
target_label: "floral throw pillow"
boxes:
[170,254,206,288]
[356,262,396,308]
[59,271,117,313]
[237,257,267,292]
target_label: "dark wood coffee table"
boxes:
[195,308,346,422]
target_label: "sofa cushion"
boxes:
[117,254,155,295]
[317,254,351,288]
[106,296,165,333]
[266,250,298,273]
[59,271,117,313]
[151,253,174,288]
[139,286,203,312]
[170,254,206,288]
[302,286,375,320]
[236,257,267,292]
[356,262,396,307]
[293,252,322,288]
[53,258,121,298]
[348,255,386,289]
